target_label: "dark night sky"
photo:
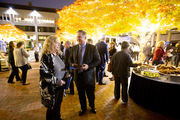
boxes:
[0,0,76,9]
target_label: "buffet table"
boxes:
[129,72,180,118]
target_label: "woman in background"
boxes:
[109,42,117,81]
[109,42,117,60]
[152,41,167,65]
[7,41,21,83]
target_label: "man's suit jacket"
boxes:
[64,47,72,69]
[69,43,100,86]
[95,41,109,68]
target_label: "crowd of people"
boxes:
[38,30,141,120]
[1,30,180,120]
[0,37,41,84]
[7,41,30,85]
[144,41,180,67]
[40,32,180,120]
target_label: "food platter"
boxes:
[157,64,180,76]
[140,64,155,69]
[141,70,160,78]
[134,64,180,78]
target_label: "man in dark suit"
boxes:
[95,36,109,85]
[69,30,100,116]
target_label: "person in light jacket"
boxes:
[14,41,30,85]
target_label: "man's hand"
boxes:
[72,63,79,68]
[82,64,89,70]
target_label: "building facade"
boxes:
[0,2,59,44]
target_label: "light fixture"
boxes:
[5,7,18,14]
[29,10,41,17]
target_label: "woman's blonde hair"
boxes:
[175,43,179,47]
[156,41,165,48]
[41,35,58,56]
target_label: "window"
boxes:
[27,35,31,39]
[23,16,34,23]
[3,14,6,20]
[14,15,34,23]
[26,26,34,31]
[0,16,2,20]
[111,38,116,43]
[38,35,49,41]
[6,14,10,21]
[37,17,55,24]
[1,14,10,21]
[106,38,110,43]
[14,15,21,22]
[15,25,35,32]
[38,26,55,33]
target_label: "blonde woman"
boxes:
[40,35,69,120]
[152,41,167,65]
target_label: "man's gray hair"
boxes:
[65,40,71,46]
[100,35,105,41]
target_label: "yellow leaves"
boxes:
[56,0,180,42]
[0,23,26,41]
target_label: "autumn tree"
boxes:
[56,0,180,54]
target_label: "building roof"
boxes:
[0,2,61,13]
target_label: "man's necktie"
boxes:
[78,47,82,66]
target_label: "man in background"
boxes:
[87,38,93,44]
[95,35,109,85]
[64,40,74,95]
[143,42,152,64]
[111,41,140,103]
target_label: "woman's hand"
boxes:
[58,80,65,86]
[66,73,71,78]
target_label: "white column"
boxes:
[156,30,161,45]
[34,16,38,44]
[167,30,172,42]
[151,33,155,46]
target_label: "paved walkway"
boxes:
[0,62,176,120]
